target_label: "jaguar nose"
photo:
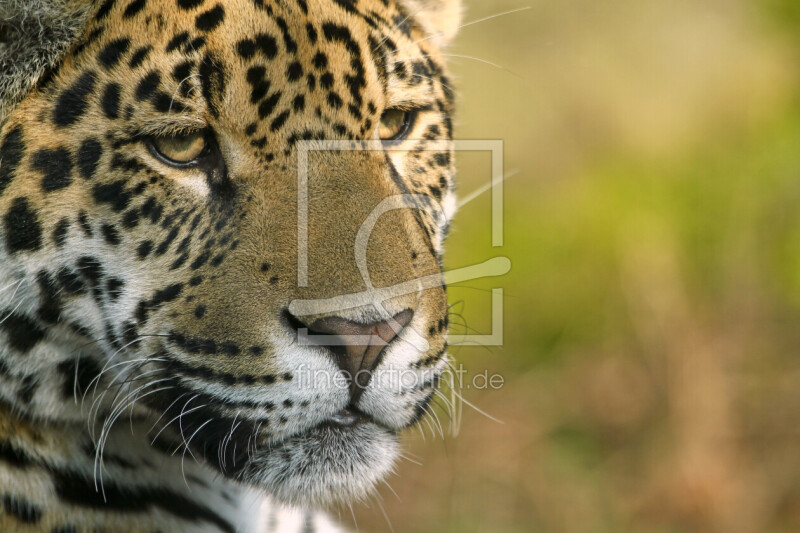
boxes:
[286,309,414,402]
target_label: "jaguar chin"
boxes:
[242,418,400,506]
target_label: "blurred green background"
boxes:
[354,1,800,531]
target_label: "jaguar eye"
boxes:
[149,131,207,166]
[378,108,415,141]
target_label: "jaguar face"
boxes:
[0,0,461,506]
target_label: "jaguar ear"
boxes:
[398,0,462,47]
[0,0,95,123]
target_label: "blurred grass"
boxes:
[352,1,800,531]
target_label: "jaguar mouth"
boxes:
[149,330,427,505]
[320,405,375,429]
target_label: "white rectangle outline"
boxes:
[296,139,505,346]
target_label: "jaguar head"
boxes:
[0,0,460,506]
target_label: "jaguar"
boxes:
[0,0,460,530]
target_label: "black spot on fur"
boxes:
[93,180,131,212]
[122,208,140,228]
[347,103,361,120]
[246,66,266,84]
[106,277,125,301]
[33,148,73,192]
[78,211,93,237]
[275,17,297,54]
[254,34,280,60]
[122,322,138,345]
[312,52,328,69]
[110,153,145,174]
[17,374,38,404]
[101,223,121,245]
[96,0,116,20]
[53,218,70,247]
[155,227,179,255]
[199,54,226,117]
[140,197,163,223]
[172,60,194,83]
[129,46,152,68]
[220,341,240,356]
[171,253,189,270]
[237,39,257,59]
[320,72,334,89]
[258,92,281,119]
[210,253,225,266]
[101,83,122,119]
[327,92,343,109]
[57,268,86,294]
[57,357,102,399]
[287,61,303,81]
[123,0,147,18]
[0,311,45,353]
[322,23,360,56]
[178,0,205,8]
[270,110,290,131]
[136,72,161,101]
[77,138,103,180]
[1,495,42,523]
[53,71,97,127]
[187,36,206,51]
[4,197,42,253]
[76,256,104,287]
[73,27,103,59]
[332,0,359,15]
[196,4,225,32]
[166,31,190,53]
[0,126,24,196]
[152,284,184,306]
[98,38,131,69]
[137,240,153,259]
[152,91,186,113]
[190,251,210,269]
[36,271,62,324]
[249,80,271,104]
[53,471,235,533]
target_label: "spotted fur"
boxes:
[0,0,460,531]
